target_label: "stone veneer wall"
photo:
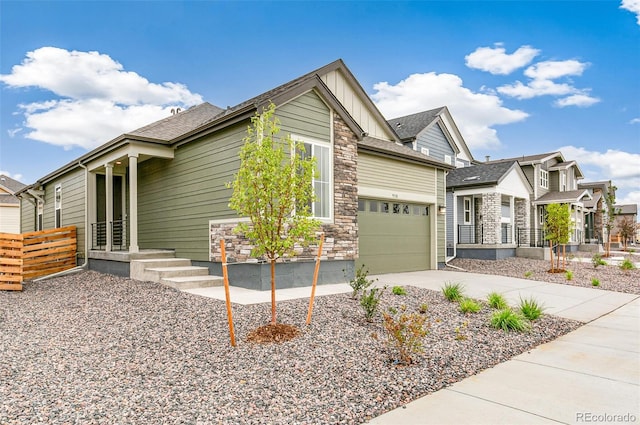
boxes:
[481,193,502,244]
[209,111,358,264]
[515,197,530,245]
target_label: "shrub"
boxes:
[455,321,468,341]
[524,271,533,279]
[490,309,530,332]
[458,297,482,314]
[519,297,544,321]
[591,278,600,287]
[418,303,428,314]
[382,306,429,365]
[347,264,376,299]
[360,286,384,322]
[565,270,573,281]
[620,258,636,271]
[592,253,607,268]
[487,292,509,310]
[391,286,407,296]
[442,282,464,302]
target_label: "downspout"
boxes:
[33,161,89,281]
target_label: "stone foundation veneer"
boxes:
[209,111,358,264]
[481,193,502,244]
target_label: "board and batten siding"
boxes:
[137,91,332,262]
[416,124,456,164]
[320,70,394,142]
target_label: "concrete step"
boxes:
[130,258,191,281]
[144,266,210,282]
[161,275,224,290]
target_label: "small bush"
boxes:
[490,309,530,332]
[591,278,600,287]
[487,292,509,310]
[565,270,573,281]
[524,271,533,279]
[360,286,384,322]
[382,306,429,365]
[458,297,482,314]
[418,303,428,314]
[519,297,544,321]
[347,264,376,299]
[592,253,607,268]
[442,282,464,302]
[455,321,468,341]
[391,286,407,296]
[620,258,636,271]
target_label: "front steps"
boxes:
[130,257,223,290]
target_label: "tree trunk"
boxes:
[549,241,554,272]
[270,259,277,324]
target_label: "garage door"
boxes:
[357,199,430,275]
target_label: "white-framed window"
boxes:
[539,206,546,226]
[54,185,62,228]
[561,173,566,191]
[540,170,549,189]
[444,155,452,165]
[463,197,472,224]
[37,199,44,231]
[296,136,331,220]
[420,147,429,156]
[455,160,465,168]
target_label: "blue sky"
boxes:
[1,1,639,209]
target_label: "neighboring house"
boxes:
[578,180,614,244]
[387,107,474,168]
[0,174,27,234]
[17,59,453,288]
[612,204,638,245]
[488,152,590,251]
[445,161,533,260]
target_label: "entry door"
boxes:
[96,174,123,246]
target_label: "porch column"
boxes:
[128,154,139,253]
[105,163,113,252]
[509,196,515,244]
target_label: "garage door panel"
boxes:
[357,199,430,275]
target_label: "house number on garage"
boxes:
[392,194,398,198]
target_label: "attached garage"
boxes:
[357,199,431,274]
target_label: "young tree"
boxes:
[617,216,636,251]
[544,203,572,272]
[602,183,618,257]
[228,103,320,324]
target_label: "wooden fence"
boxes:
[0,226,77,291]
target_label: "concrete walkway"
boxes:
[185,270,640,425]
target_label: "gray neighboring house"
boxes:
[0,174,27,234]
[612,204,638,246]
[579,180,614,244]
[446,161,533,260]
[17,59,453,288]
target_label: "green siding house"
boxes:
[17,60,453,289]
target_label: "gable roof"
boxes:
[533,189,592,205]
[446,161,523,189]
[0,175,26,206]
[615,204,638,215]
[387,107,445,141]
[489,151,562,165]
[128,103,225,141]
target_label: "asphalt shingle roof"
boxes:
[446,161,517,188]
[128,102,225,141]
[359,136,454,169]
[534,189,591,204]
[615,204,638,215]
[386,108,445,141]
[0,175,27,193]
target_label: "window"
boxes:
[358,199,366,212]
[444,155,452,165]
[402,204,410,215]
[420,147,429,156]
[298,137,331,219]
[540,170,549,189]
[455,160,465,168]
[539,206,546,226]
[381,202,389,213]
[54,185,62,228]
[392,203,400,214]
[561,173,566,191]
[463,197,472,224]
[369,201,379,213]
[37,200,44,231]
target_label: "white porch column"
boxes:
[510,196,515,244]
[105,163,113,252]
[128,154,139,253]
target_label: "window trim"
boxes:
[37,199,44,231]
[540,169,549,189]
[293,134,333,221]
[54,184,62,228]
[463,196,472,225]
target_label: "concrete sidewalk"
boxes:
[185,270,639,425]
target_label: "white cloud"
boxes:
[524,60,587,80]
[554,94,601,108]
[7,128,22,138]
[465,43,540,75]
[0,171,24,182]
[371,72,529,150]
[559,145,640,207]
[630,118,640,124]
[621,0,640,25]
[0,47,203,150]
[498,79,576,99]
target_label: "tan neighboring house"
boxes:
[612,204,638,246]
[0,174,27,234]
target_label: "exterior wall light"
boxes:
[438,205,446,215]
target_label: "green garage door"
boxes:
[357,199,430,275]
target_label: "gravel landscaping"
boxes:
[1,271,581,424]
[448,254,640,295]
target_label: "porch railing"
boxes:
[458,224,482,244]
[517,228,547,247]
[91,220,127,251]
